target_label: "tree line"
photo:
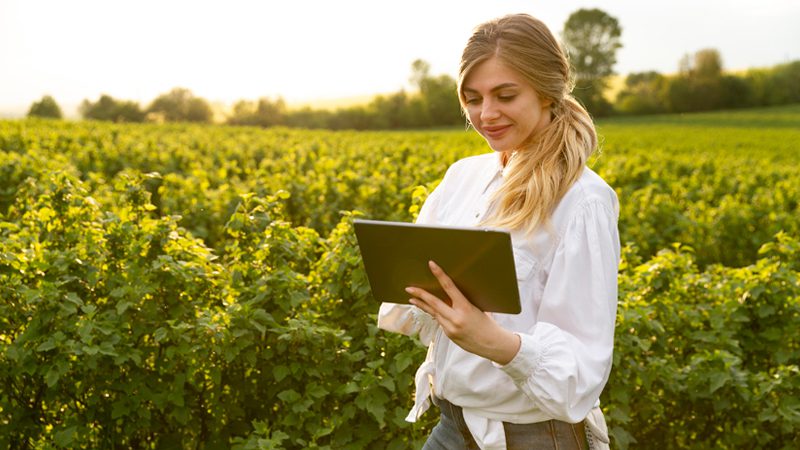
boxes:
[25,8,800,128]
[26,58,463,130]
[615,51,800,115]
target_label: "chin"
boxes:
[486,140,514,153]
[483,135,519,153]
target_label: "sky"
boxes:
[1,0,798,117]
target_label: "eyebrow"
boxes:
[463,83,519,94]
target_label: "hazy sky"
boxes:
[1,0,798,117]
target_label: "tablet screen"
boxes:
[354,219,521,314]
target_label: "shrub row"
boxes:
[1,108,799,448]
[1,169,798,448]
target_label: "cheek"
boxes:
[532,108,550,133]
[521,106,543,131]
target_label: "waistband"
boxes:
[436,397,588,449]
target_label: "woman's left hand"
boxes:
[406,260,521,365]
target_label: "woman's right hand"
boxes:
[407,260,521,365]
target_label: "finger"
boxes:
[410,300,441,325]
[428,260,470,308]
[405,286,449,316]
[407,294,435,318]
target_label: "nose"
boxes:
[480,98,501,122]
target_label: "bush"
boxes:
[27,95,63,119]
[1,109,798,448]
[606,236,800,449]
[0,173,432,448]
[147,88,213,123]
[615,72,668,115]
[80,95,145,123]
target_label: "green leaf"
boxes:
[44,366,61,387]
[365,391,388,424]
[277,389,301,403]
[112,400,130,420]
[306,382,328,399]
[154,327,168,343]
[110,286,127,298]
[379,377,396,392]
[116,300,132,315]
[273,365,290,382]
[394,352,413,372]
[64,292,83,306]
[708,373,729,393]
[36,339,56,352]
[80,304,97,316]
[53,426,77,447]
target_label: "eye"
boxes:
[498,95,517,102]
[464,97,481,105]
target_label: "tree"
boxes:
[228,100,258,126]
[694,49,723,80]
[409,59,431,92]
[679,48,723,79]
[147,88,213,123]
[370,91,415,129]
[27,95,63,119]
[409,59,462,127]
[227,97,286,128]
[185,97,214,123]
[285,107,333,129]
[327,105,375,130]
[80,94,145,122]
[616,71,668,115]
[668,48,727,112]
[562,8,622,116]
[763,60,800,105]
[420,74,461,126]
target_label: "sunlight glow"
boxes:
[1,0,797,117]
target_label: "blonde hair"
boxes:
[458,13,597,234]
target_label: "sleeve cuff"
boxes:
[412,306,438,345]
[494,321,567,381]
[495,331,547,382]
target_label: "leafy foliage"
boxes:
[616,53,800,116]
[147,88,213,123]
[0,105,799,448]
[27,95,63,119]
[80,94,146,123]
[562,8,622,116]
[607,237,800,449]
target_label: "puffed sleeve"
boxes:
[498,199,620,422]
[376,182,444,345]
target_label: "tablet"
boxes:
[353,219,521,314]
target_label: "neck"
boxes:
[499,151,513,167]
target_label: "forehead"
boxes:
[462,56,529,92]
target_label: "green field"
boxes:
[1,105,799,449]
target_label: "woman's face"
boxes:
[462,57,552,154]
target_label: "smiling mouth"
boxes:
[483,125,511,138]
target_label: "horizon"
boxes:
[2,0,798,118]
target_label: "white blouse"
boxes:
[378,152,620,449]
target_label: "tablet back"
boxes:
[353,219,521,314]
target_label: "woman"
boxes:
[377,13,620,450]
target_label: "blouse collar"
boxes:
[481,152,507,195]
